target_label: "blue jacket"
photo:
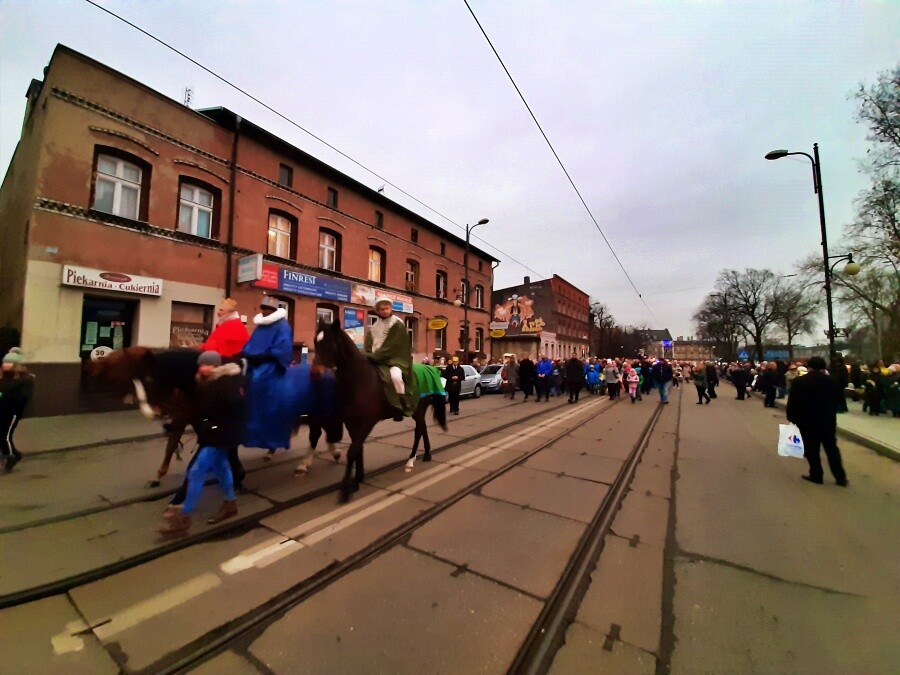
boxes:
[536,359,553,377]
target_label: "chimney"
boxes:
[524,276,530,284]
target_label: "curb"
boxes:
[22,430,196,457]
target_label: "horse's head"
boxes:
[86,346,156,396]
[313,319,343,370]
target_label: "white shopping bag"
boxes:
[777,423,805,458]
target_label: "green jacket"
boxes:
[364,316,417,415]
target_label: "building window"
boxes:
[368,313,378,327]
[460,279,469,306]
[478,260,483,272]
[93,153,143,219]
[170,301,214,348]
[405,317,417,351]
[440,242,446,256]
[268,212,295,259]
[278,163,293,188]
[435,271,448,300]
[319,229,341,271]
[177,182,215,238]
[405,259,419,292]
[411,228,418,243]
[327,187,338,208]
[316,303,337,325]
[475,328,484,353]
[374,210,384,229]
[475,285,484,309]
[368,246,385,283]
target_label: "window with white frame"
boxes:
[268,213,293,259]
[316,304,336,325]
[368,313,378,327]
[435,327,446,351]
[460,279,469,306]
[475,328,484,353]
[94,154,142,219]
[319,230,340,271]
[435,271,448,300]
[178,183,214,237]
[405,317,417,350]
[405,260,419,292]
[475,285,484,309]
[368,247,384,283]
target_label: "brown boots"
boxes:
[158,511,191,537]
[207,500,238,525]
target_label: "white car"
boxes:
[448,364,482,398]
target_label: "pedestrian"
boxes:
[760,362,778,408]
[535,354,552,402]
[785,356,848,487]
[626,366,640,403]
[501,355,519,400]
[651,358,674,404]
[603,359,619,400]
[585,364,601,394]
[731,363,750,400]
[0,348,34,473]
[863,362,885,416]
[705,361,719,399]
[693,364,711,404]
[158,351,244,535]
[518,353,535,401]
[885,364,900,418]
[832,355,849,413]
[443,356,465,415]
[565,352,584,403]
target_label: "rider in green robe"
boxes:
[364,296,417,417]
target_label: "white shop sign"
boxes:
[61,265,163,296]
[237,253,263,283]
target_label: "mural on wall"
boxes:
[492,294,545,336]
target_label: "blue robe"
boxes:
[242,318,295,450]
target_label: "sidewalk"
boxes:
[14,396,900,461]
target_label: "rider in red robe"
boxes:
[200,298,249,357]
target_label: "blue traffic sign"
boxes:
[738,351,749,360]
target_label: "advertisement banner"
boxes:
[492,294,545,336]
[343,307,367,349]
[254,263,352,302]
[62,265,162,296]
[350,283,413,314]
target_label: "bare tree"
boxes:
[772,277,822,360]
[713,269,781,361]
[693,291,742,360]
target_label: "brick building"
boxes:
[490,275,590,360]
[0,45,495,415]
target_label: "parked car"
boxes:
[479,364,504,394]
[458,364,482,398]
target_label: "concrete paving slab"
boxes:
[575,535,664,654]
[481,465,610,523]
[365,463,490,504]
[68,525,334,673]
[671,557,897,673]
[188,649,259,674]
[551,621,656,675]
[408,493,585,599]
[259,482,386,537]
[0,594,119,675]
[525,445,623,484]
[250,452,344,504]
[609,489,669,549]
[248,545,542,673]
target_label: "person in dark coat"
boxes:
[705,362,719,399]
[564,353,584,404]
[832,355,849,413]
[535,355,553,402]
[159,351,245,536]
[0,348,34,473]
[442,356,465,415]
[650,359,674,404]
[760,362,778,408]
[518,354,535,401]
[786,356,848,486]
[731,363,750,400]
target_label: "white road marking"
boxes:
[220,538,304,575]
[51,620,89,655]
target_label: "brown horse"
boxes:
[312,320,447,501]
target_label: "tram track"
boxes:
[144,396,630,674]
[0,396,582,610]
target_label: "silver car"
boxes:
[479,364,504,394]
[458,364,482,398]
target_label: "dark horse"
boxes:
[313,320,447,501]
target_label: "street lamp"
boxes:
[764,144,860,363]
[460,217,489,362]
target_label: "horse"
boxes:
[312,319,447,501]
[87,346,342,487]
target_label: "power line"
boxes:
[462,0,659,326]
[81,0,547,279]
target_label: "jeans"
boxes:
[657,381,671,402]
[181,446,235,516]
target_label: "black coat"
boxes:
[651,362,673,384]
[731,368,750,387]
[564,358,584,381]
[705,365,719,386]
[192,363,245,448]
[786,370,840,432]
[442,364,466,392]
[518,358,535,382]
[0,375,34,418]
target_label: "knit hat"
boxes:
[3,347,24,365]
[260,296,279,310]
[197,350,222,367]
[373,296,393,309]
[220,298,238,312]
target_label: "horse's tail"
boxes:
[431,393,448,431]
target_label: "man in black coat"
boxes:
[564,353,584,404]
[786,356,848,486]
[518,355,535,401]
[442,356,466,415]
[731,363,750,400]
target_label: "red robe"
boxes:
[200,317,249,357]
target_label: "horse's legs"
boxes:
[325,418,342,460]
[406,424,422,473]
[340,420,376,502]
[295,420,321,475]
[157,419,187,479]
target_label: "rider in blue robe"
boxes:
[241,297,294,451]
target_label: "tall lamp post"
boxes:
[455,217,489,362]
[764,144,860,362]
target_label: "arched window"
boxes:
[92,148,150,220]
[319,229,342,271]
[368,246,386,283]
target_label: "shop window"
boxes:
[405,317,418,351]
[177,180,218,239]
[435,271,448,300]
[170,301,213,347]
[405,259,419,292]
[79,295,136,359]
[368,246,385,283]
[278,163,293,188]
[327,187,338,208]
[92,150,148,220]
[268,211,296,260]
[316,303,338,326]
[319,229,342,271]
[475,328,484,353]
[475,285,484,309]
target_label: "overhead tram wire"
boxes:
[81,0,547,280]
[462,0,660,326]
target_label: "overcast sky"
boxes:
[1,1,897,340]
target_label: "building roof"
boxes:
[637,329,673,342]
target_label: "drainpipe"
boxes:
[225,114,241,297]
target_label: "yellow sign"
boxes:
[427,318,448,330]
[490,329,506,338]
[520,318,546,333]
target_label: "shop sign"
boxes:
[237,253,263,283]
[492,293,544,336]
[254,263,351,302]
[343,307,367,349]
[62,265,162,296]
[427,318,448,331]
[490,329,506,338]
[489,321,509,330]
[350,283,414,314]
[170,322,210,348]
